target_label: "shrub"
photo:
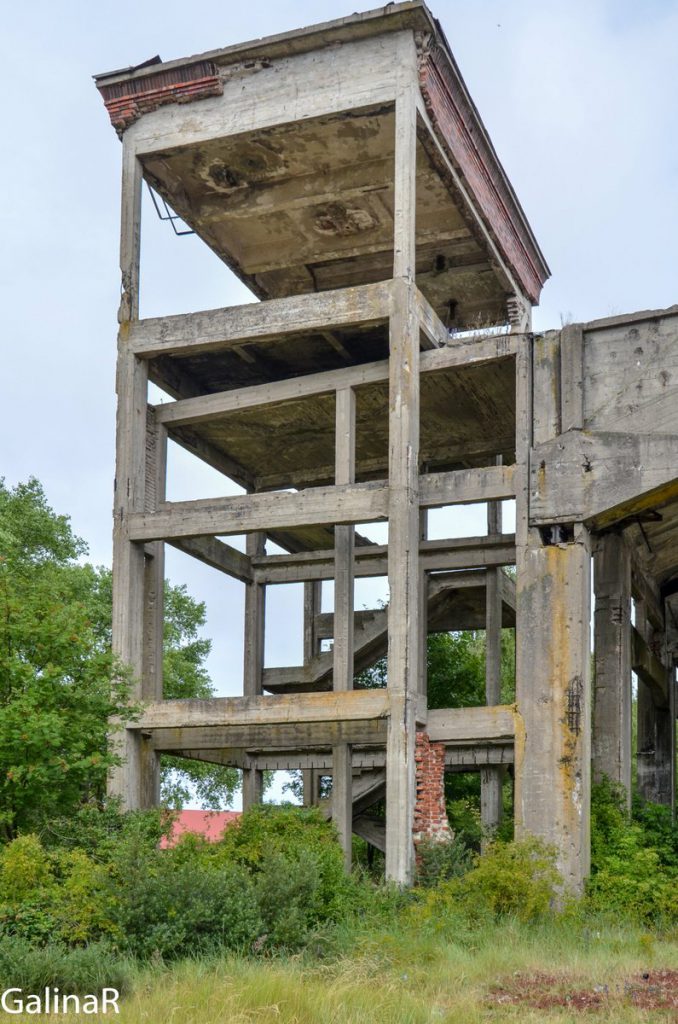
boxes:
[40,803,172,863]
[216,804,356,924]
[0,834,53,899]
[254,849,330,950]
[110,849,261,960]
[456,837,560,922]
[415,836,473,887]
[50,849,117,944]
[588,780,678,923]
[632,797,678,870]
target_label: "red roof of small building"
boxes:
[160,809,241,848]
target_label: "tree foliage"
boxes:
[0,478,238,836]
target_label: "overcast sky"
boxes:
[2,1,677,721]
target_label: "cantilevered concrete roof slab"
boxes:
[95,2,549,329]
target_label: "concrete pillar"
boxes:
[242,532,265,809]
[385,62,420,885]
[332,386,356,871]
[302,769,321,806]
[515,527,592,892]
[481,471,503,837]
[242,766,263,809]
[636,604,675,808]
[514,330,592,894]
[637,683,674,806]
[109,144,147,811]
[302,584,323,812]
[592,532,632,804]
[303,581,322,664]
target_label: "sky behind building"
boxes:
[2,1,677,716]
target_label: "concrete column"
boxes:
[514,329,593,894]
[302,583,323,813]
[418,510,429,697]
[242,532,265,809]
[592,532,632,805]
[515,527,593,892]
[385,63,420,886]
[332,386,356,871]
[303,580,322,664]
[481,469,503,837]
[242,765,263,809]
[636,604,674,807]
[302,769,321,806]
[109,143,146,810]
[138,408,167,807]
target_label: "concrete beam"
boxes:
[254,534,516,584]
[530,430,678,528]
[133,689,391,731]
[130,281,390,359]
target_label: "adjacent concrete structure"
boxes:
[96,1,678,890]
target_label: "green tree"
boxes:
[0,478,238,838]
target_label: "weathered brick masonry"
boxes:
[99,61,223,134]
[418,43,544,304]
[413,731,452,849]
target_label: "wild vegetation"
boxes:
[0,477,239,840]
[2,478,678,1022]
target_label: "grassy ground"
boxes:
[2,920,678,1023]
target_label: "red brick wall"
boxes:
[413,732,452,847]
[98,61,223,135]
[419,46,547,304]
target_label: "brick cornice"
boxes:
[97,60,223,136]
[418,40,549,305]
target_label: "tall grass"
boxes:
[2,917,676,1023]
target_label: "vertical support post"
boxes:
[142,408,166,703]
[515,528,592,891]
[418,510,429,697]
[514,328,593,893]
[242,758,263,808]
[243,531,266,809]
[139,407,167,805]
[302,769,321,806]
[386,57,419,885]
[636,602,674,807]
[109,143,147,810]
[636,599,656,801]
[303,580,322,664]
[303,580,322,807]
[654,694,675,806]
[481,467,503,838]
[592,532,632,804]
[332,386,356,870]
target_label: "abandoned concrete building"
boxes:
[95,2,678,890]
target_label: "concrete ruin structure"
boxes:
[95,2,678,891]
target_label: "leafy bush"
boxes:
[254,850,326,949]
[455,837,560,923]
[415,835,473,887]
[0,834,53,899]
[587,780,678,923]
[0,833,117,946]
[111,853,261,960]
[408,836,559,939]
[216,804,357,925]
[39,803,172,863]
[632,797,678,870]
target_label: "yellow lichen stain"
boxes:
[542,545,583,827]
